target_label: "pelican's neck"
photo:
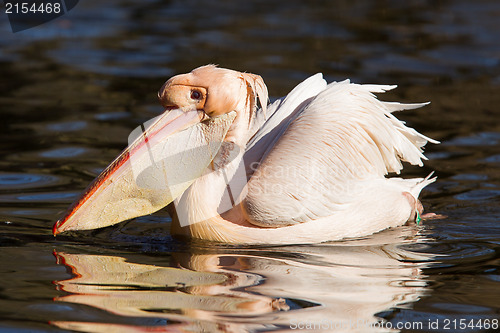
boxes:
[171,102,266,242]
[171,141,250,239]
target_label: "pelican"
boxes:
[53,65,438,244]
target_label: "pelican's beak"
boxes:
[53,108,236,235]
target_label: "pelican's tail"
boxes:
[410,172,437,199]
[388,172,437,200]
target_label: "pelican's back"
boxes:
[242,78,437,228]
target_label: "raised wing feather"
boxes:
[242,80,435,227]
[243,74,327,179]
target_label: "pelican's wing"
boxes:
[243,73,327,179]
[242,80,437,227]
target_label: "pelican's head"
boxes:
[53,65,268,235]
[160,65,267,146]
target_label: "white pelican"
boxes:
[53,65,438,244]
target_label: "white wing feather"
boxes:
[242,79,436,227]
[243,74,327,179]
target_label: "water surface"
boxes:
[1,0,499,332]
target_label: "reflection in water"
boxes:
[52,227,434,332]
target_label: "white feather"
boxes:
[244,73,327,178]
[242,79,436,228]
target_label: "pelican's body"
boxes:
[53,65,437,244]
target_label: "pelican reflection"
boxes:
[52,227,434,332]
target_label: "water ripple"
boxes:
[422,241,497,272]
[451,174,489,181]
[40,147,88,158]
[444,132,500,147]
[0,191,78,203]
[455,189,500,201]
[483,154,500,163]
[94,111,130,121]
[46,121,87,132]
[0,173,67,190]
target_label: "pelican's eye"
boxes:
[191,90,202,100]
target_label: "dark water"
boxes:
[1,0,500,332]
